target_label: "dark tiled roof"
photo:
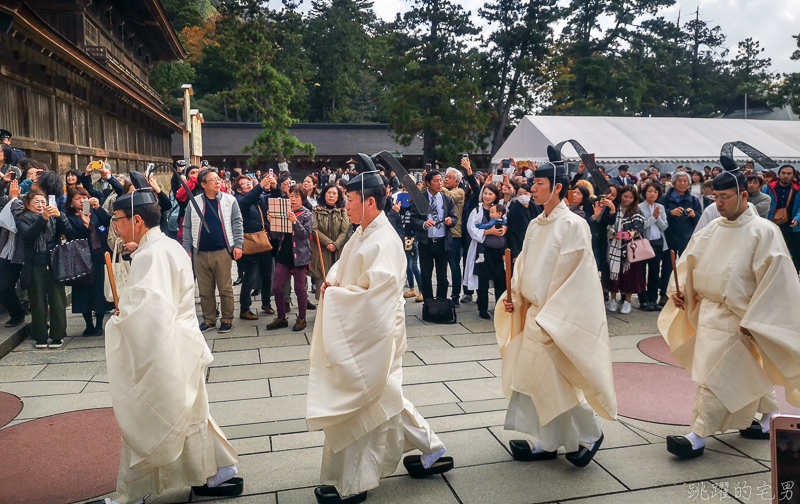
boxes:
[172,122,424,158]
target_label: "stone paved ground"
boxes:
[0,281,774,504]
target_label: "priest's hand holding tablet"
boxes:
[503,299,514,313]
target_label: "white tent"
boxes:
[492,116,800,171]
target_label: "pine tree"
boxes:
[379,0,491,165]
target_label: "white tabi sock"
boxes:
[530,440,544,454]
[684,432,707,450]
[760,412,778,432]
[208,465,238,488]
[105,499,143,504]
[422,447,446,469]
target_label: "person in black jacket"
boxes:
[590,183,620,281]
[657,171,702,306]
[459,158,481,303]
[234,173,280,319]
[17,188,74,348]
[506,183,541,261]
[383,175,404,237]
[65,187,111,336]
[409,170,458,301]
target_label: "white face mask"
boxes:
[517,195,531,205]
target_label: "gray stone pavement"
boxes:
[0,282,772,504]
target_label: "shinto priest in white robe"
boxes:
[658,204,800,436]
[306,211,445,496]
[494,201,617,452]
[104,227,238,504]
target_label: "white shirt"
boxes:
[427,190,446,238]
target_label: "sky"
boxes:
[287,0,800,75]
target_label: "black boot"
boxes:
[94,312,105,336]
[82,312,95,336]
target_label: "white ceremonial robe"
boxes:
[494,202,617,452]
[105,228,238,504]
[307,212,444,496]
[658,205,800,437]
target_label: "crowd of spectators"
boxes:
[0,153,798,347]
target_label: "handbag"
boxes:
[51,238,93,285]
[422,297,457,324]
[242,206,273,255]
[773,188,794,225]
[404,237,415,251]
[626,238,655,263]
[104,240,129,302]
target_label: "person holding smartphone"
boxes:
[16,185,74,348]
[660,162,800,460]
[65,187,111,336]
[600,185,645,315]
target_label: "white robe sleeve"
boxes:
[306,256,401,432]
[105,251,211,471]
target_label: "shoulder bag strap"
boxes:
[257,206,266,232]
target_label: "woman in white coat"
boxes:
[637,181,669,312]
[464,183,506,319]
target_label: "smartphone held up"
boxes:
[772,415,800,503]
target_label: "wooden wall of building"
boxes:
[0,32,174,174]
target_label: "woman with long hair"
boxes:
[591,182,620,278]
[690,171,704,197]
[600,185,645,314]
[569,185,593,219]
[302,175,320,207]
[465,183,507,320]
[65,187,112,335]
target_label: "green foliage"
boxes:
[306,0,377,122]
[479,0,561,155]
[161,0,204,32]
[214,0,315,164]
[771,34,800,117]
[149,0,788,167]
[148,61,196,116]
[378,0,491,165]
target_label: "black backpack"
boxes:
[422,297,457,324]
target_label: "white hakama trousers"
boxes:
[691,386,779,438]
[114,416,239,504]
[504,391,602,453]
[321,398,445,496]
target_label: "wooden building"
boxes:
[0,0,186,173]
[171,122,490,175]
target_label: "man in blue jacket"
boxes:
[657,171,702,306]
[764,164,800,271]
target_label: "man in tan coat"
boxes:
[443,167,465,305]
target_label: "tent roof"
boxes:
[492,116,800,165]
